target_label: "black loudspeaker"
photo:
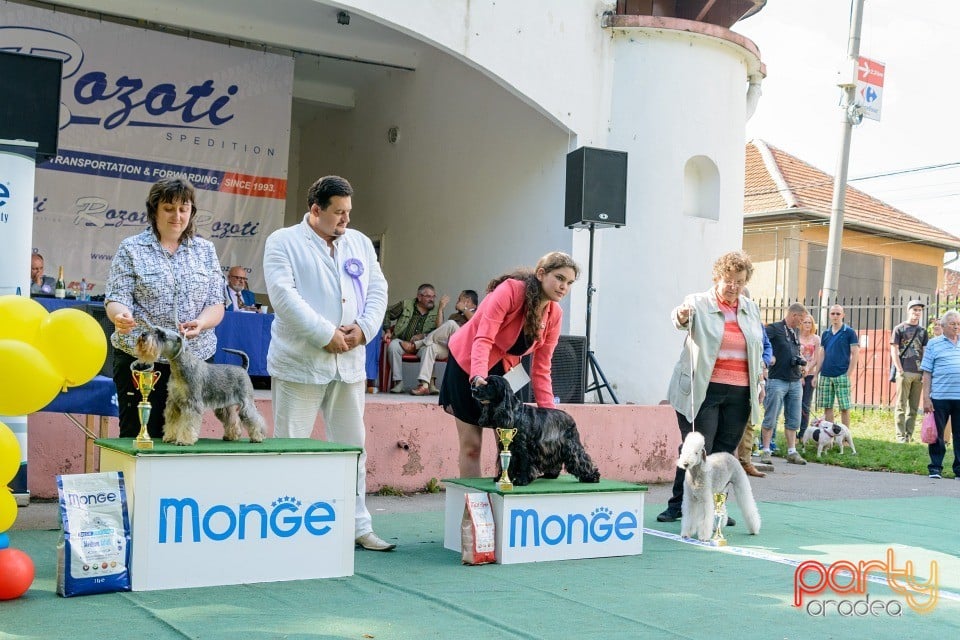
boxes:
[565,147,628,228]
[519,335,588,404]
[0,51,63,162]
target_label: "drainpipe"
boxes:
[745,73,763,121]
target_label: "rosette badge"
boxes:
[344,258,366,314]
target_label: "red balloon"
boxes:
[0,548,34,600]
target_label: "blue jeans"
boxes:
[762,378,802,433]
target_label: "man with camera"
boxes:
[759,302,809,465]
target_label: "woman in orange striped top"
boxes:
[658,250,766,523]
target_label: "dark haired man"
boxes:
[263,175,394,552]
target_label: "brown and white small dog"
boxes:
[802,418,856,457]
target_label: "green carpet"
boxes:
[96,437,361,456]
[1,498,957,639]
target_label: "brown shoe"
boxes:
[741,462,766,478]
[410,383,431,396]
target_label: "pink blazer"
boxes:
[448,278,562,408]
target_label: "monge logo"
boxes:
[158,495,336,544]
[0,26,237,132]
[509,506,638,548]
[65,490,119,507]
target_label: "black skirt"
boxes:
[438,353,506,427]
[439,330,531,427]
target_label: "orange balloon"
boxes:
[37,308,107,387]
[0,340,64,415]
[0,548,35,600]
[0,295,48,344]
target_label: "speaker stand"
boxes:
[583,223,619,404]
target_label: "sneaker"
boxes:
[929,473,942,479]
[389,382,405,394]
[355,532,397,551]
[769,442,779,453]
[427,382,440,395]
[656,508,680,522]
[786,451,807,465]
[759,450,772,465]
[410,383,431,396]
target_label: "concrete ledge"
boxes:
[24,398,680,499]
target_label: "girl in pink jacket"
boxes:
[441,251,580,477]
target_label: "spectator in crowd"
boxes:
[797,313,821,438]
[29,253,55,295]
[759,303,808,465]
[736,286,772,478]
[891,300,928,443]
[409,289,478,396]
[442,252,578,478]
[817,304,859,428]
[263,175,394,552]
[920,311,960,479]
[657,251,765,523]
[383,284,444,393]
[105,177,226,439]
[225,266,257,311]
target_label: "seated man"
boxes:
[409,289,478,396]
[383,283,444,393]
[30,253,56,295]
[225,266,257,311]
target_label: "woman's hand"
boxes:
[677,304,695,326]
[178,320,204,339]
[112,310,137,334]
[470,375,487,388]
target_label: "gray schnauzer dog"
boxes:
[134,326,266,446]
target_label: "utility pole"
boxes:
[821,0,866,317]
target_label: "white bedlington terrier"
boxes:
[676,431,762,541]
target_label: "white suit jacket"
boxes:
[263,214,388,384]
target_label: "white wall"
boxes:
[297,42,575,315]
[580,30,759,403]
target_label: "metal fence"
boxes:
[754,294,956,410]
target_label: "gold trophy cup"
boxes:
[710,492,728,546]
[495,427,518,491]
[130,362,162,450]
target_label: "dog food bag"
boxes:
[56,471,132,597]
[461,492,496,565]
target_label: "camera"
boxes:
[791,356,807,367]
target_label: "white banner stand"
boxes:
[0,139,38,505]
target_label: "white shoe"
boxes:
[389,382,405,394]
[355,532,396,551]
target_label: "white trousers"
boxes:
[271,378,372,537]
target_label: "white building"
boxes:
[7,0,766,404]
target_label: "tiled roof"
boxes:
[744,139,960,250]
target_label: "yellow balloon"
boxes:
[0,490,16,534]
[0,423,21,486]
[0,340,64,415]
[37,308,107,387]
[0,296,48,344]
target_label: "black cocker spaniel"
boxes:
[472,375,600,486]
